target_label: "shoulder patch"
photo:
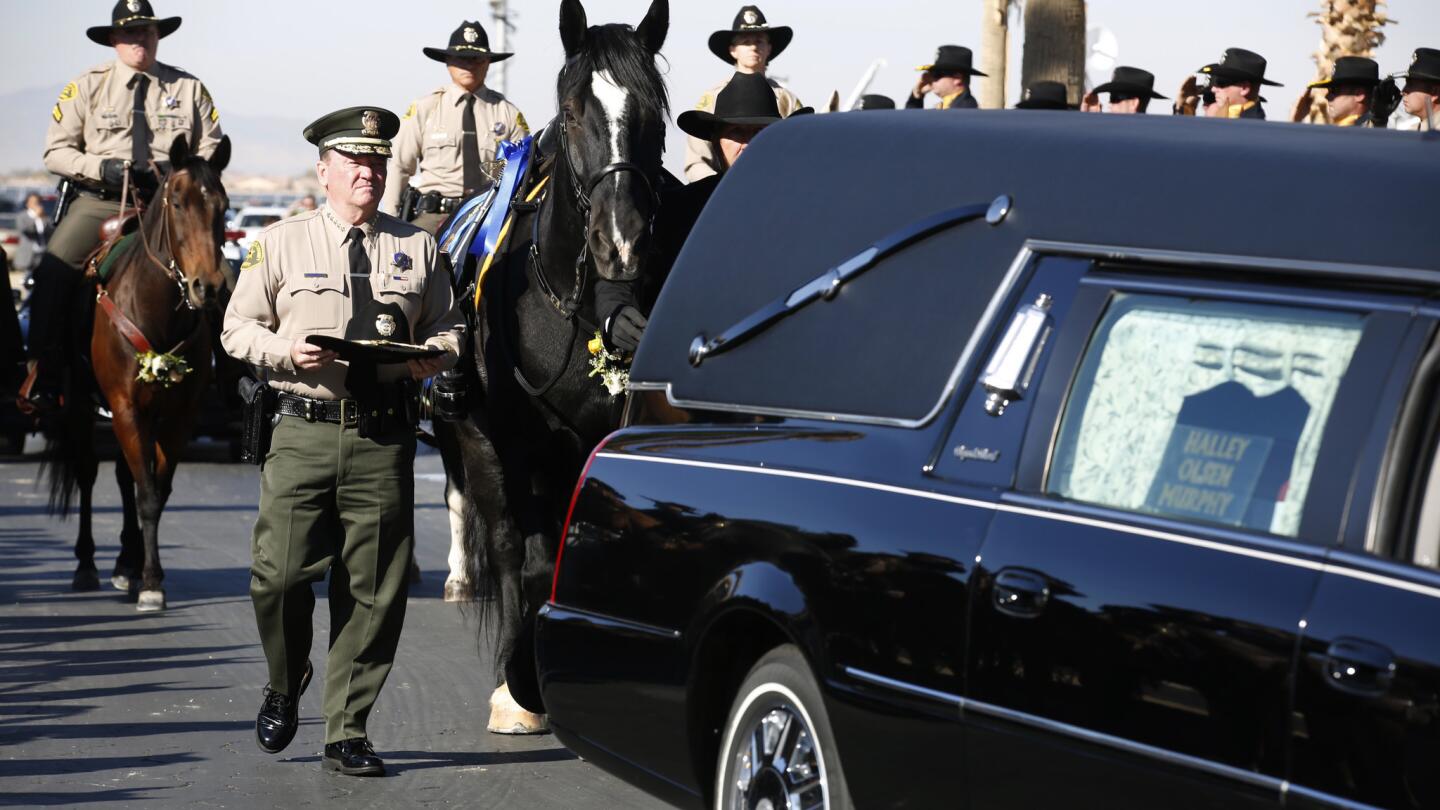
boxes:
[52,104,63,123]
[58,82,78,103]
[514,111,529,135]
[403,102,416,120]
[210,107,219,123]
[200,83,213,104]
[240,241,264,271]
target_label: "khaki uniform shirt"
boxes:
[380,83,529,216]
[683,77,802,182]
[44,59,223,185]
[221,206,466,400]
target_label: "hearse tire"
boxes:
[714,644,851,810]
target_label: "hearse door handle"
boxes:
[993,569,1051,619]
[1320,637,1396,698]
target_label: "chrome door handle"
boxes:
[1319,637,1396,698]
[993,568,1051,619]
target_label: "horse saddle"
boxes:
[84,213,143,282]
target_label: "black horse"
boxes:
[451,0,669,732]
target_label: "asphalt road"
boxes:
[0,442,669,809]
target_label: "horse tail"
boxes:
[39,390,82,519]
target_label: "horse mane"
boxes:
[557,23,669,125]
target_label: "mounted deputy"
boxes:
[1292,57,1386,128]
[683,5,803,182]
[21,0,224,413]
[381,21,529,235]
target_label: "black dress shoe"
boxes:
[255,660,312,754]
[323,738,385,776]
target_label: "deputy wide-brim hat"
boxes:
[308,301,442,364]
[1093,66,1168,100]
[304,106,401,158]
[916,45,988,78]
[857,94,896,110]
[1308,56,1380,89]
[708,5,793,64]
[1199,47,1283,87]
[1399,48,1440,83]
[86,0,180,46]
[1015,81,1076,110]
[678,72,811,140]
[424,20,513,64]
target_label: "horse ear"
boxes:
[209,135,232,173]
[634,0,667,54]
[168,134,191,167]
[559,0,587,59]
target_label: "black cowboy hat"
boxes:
[1093,66,1168,100]
[916,45,988,78]
[86,0,181,46]
[1399,48,1440,83]
[1199,47,1283,87]
[677,72,812,140]
[1308,56,1380,89]
[304,106,401,158]
[856,94,896,110]
[423,20,513,64]
[1015,81,1076,110]
[308,301,443,364]
[708,6,793,64]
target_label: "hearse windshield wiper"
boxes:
[688,195,1013,367]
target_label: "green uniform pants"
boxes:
[411,212,448,237]
[50,194,121,269]
[251,415,417,744]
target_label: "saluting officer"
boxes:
[22,0,224,410]
[907,45,987,110]
[1398,48,1440,132]
[684,5,803,182]
[221,107,464,777]
[380,21,528,235]
[1082,66,1168,114]
[1175,48,1283,119]
[1293,57,1383,127]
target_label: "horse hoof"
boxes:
[111,574,131,592]
[488,684,549,735]
[136,590,166,612]
[443,579,474,603]
[72,568,100,592]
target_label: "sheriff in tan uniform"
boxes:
[381,21,528,234]
[221,106,463,778]
[22,0,224,412]
[684,5,801,182]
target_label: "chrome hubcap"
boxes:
[729,705,827,810]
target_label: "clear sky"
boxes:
[1,0,1435,177]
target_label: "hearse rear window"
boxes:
[1047,294,1363,537]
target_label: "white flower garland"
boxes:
[587,331,630,397]
[134,350,193,387]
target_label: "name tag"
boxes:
[303,273,327,278]
[392,275,409,282]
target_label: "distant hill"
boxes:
[0,84,318,177]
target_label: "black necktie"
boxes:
[345,227,379,405]
[462,95,482,196]
[131,74,151,168]
[347,227,373,306]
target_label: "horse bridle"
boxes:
[123,161,220,312]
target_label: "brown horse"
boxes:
[44,135,231,612]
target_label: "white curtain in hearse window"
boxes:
[1048,295,1363,537]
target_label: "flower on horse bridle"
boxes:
[587,331,630,397]
[135,350,193,388]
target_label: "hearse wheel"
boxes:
[715,645,851,810]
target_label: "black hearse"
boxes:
[534,111,1440,809]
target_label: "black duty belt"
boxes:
[416,192,464,214]
[77,185,123,202]
[276,393,360,427]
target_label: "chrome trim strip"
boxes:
[542,601,683,640]
[961,697,1286,796]
[596,453,1440,601]
[627,246,1037,429]
[1024,240,1440,286]
[844,667,963,707]
[1284,783,1385,809]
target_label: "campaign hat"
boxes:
[1308,56,1380,89]
[856,94,896,110]
[424,21,513,64]
[678,72,811,140]
[916,45,988,78]
[1015,81,1076,110]
[1399,48,1440,83]
[1093,66,1168,100]
[708,6,793,64]
[1199,48,1283,87]
[86,0,181,46]
[303,106,401,158]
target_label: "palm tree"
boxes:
[977,0,1014,109]
[1020,0,1087,106]
[1299,0,1393,123]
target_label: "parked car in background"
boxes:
[0,212,20,263]
[530,113,1440,809]
[230,206,289,257]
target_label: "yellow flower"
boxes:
[588,335,604,355]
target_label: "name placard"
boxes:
[1145,424,1273,526]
